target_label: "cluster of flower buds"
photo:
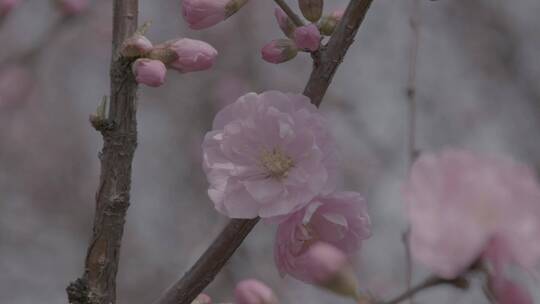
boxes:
[181,0,249,29]
[261,1,344,64]
[0,0,20,18]
[121,32,218,87]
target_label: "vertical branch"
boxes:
[66,1,139,304]
[152,1,374,304]
[404,0,420,303]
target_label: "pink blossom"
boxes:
[274,192,370,280]
[57,0,89,15]
[0,0,19,17]
[234,279,279,304]
[404,149,540,279]
[0,65,32,107]
[132,59,167,87]
[261,39,298,64]
[274,7,295,38]
[202,91,338,218]
[294,24,321,51]
[491,275,533,304]
[191,293,212,304]
[165,38,218,73]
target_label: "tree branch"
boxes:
[66,1,139,304]
[273,0,305,27]
[378,275,468,304]
[151,1,374,304]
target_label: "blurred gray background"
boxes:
[1,0,539,303]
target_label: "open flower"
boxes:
[202,91,338,218]
[403,149,540,279]
[274,192,371,281]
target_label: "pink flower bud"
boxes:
[182,0,248,30]
[155,38,218,73]
[274,7,295,38]
[121,35,153,57]
[261,39,298,64]
[132,59,167,87]
[293,24,321,51]
[295,243,360,299]
[57,0,89,16]
[0,0,20,17]
[191,293,212,304]
[298,0,323,22]
[234,279,279,304]
[318,9,344,36]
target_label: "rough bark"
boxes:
[66,1,139,304]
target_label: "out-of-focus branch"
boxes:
[304,0,374,106]
[273,0,305,26]
[66,1,139,304]
[403,0,421,302]
[377,275,468,304]
[151,1,374,304]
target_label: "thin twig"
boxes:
[66,1,139,304]
[273,0,305,27]
[151,1,374,304]
[403,1,420,302]
[379,275,468,304]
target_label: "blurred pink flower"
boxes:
[182,0,227,29]
[261,39,298,64]
[404,149,540,279]
[165,38,217,73]
[57,0,89,15]
[491,275,533,304]
[274,7,295,38]
[191,293,212,304]
[0,0,20,17]
[234,279,279,304]
[0,65,32,107]
[202,91,338,218]
[274,192,371,280]
[132,59,167,87]
[294,24,321,51]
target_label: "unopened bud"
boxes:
[274,7,296,38]
[191,293,212,304]
[234,279,279,304]
[150,38,217,73]
[318,9,344,36]
[132,59,167,87]
[298,243,361,300]
[298,0,323,23]
[182,0,248,30]
[261,39,298,64]
[294,24,321,51]
[121,34,153,57]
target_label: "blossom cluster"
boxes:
[202,91,372,291]
[122,34,218,87]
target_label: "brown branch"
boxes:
[378,275,469,304]
[151,1,375,304]
[303,0,374,106]
[273,0,305,27]
[66,1,139,304]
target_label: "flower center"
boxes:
[260,148,294,179]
